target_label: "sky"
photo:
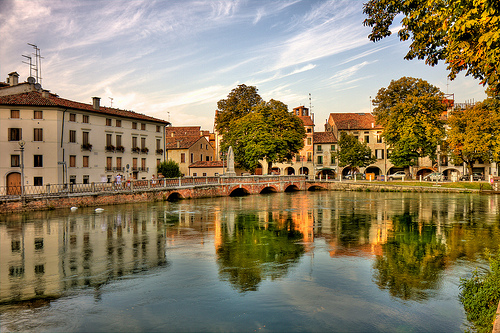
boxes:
[0,0,488,131]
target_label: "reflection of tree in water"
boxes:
[373,212,447,301]
[337,212,372,248]
[216,213,305,292]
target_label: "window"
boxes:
[34,110,43,119]
[83,156,89,168]
[156,125,161,132]
[206,156,210,161]
[69,130,76,143]
[317,155,323,165]
[82,131,89,145]
[69,155,76,167]
[116,135,122,147]
[34,177,43,186]
[365,135,370,143]
[133,158,138,170]
[115,119,121,127]
[376,149,384,159]
[83,175,89,184]
[83,115,89,123]
[132,122,137,129]
[201,143,203,149]
[203,173,207,177]
[132,137,138,148]
[307,128,312,133]
[193,173,197,177]
[11,155,20,167]
[141,137,146,149]
[106,157,112,171]
[8,128,22,141]
[307,152,312,162]
[106,134,112,146]
[157,159,161,166]
[106,118,112,126]
[141,158,146,170]
[200,154,203,161]
[34,155,43,167]
[317,145,322,152]
[116,157,122,170]
[69,113,76,122]
[33,128,43,141]
[10,110,20,118]
[330,154,335,164]
[307,138,312,145]
[70,175,76,184]
[331,145,336,151]
[156,139,161,150]
[181,153,186,163]
[376,132,382,143]
[141,123,146,130]
[190,153,194,163]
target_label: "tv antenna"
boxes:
[109,97,114,107]
[27,43,43,84]
[22,54,34,78]
[309,93,313,111]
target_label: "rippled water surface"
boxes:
[1,191,499,332]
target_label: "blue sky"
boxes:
[0,0,487,131]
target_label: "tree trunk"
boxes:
[267,161,273,175]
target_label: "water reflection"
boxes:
[0,205,168,305]
[1,191,500,310]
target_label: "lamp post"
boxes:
[18,140,25,199]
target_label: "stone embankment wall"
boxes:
[0,181,480,214]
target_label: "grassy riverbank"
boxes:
[357,181,493,191]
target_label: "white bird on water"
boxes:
[70,207,78,212]
[95,208,104,213]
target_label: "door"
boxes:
[7,172,21,195]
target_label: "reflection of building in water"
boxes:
[0,208,167,304]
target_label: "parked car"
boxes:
[424,172,445,181]
[459,173,484,181]
[344,172,365,180]
[388,171,406,181]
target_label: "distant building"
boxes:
[0,72,169,193]
[313,131,338,178]
[165,126,215,176]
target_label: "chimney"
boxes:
[8,72,19,86]
[92,97,100,110]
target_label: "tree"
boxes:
[215,85,305,173]
[157,160,182,178]
[215,84,263,137]
[446,98,500,175]
[363,0,500,95]
[335,132,376,170]
[372,77,446,170]
[228,99,305,173]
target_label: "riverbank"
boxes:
[0,179,492,214]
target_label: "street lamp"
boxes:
[18,140,25,198]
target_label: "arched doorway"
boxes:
[299,167,309,175]
[7,172,21,195]
[270,167,280,175]
[342,166,358,178]
[285,167,295,175]
[316,168,335,179]
[416,168,434,179]
[443,168,460,181]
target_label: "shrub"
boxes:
[158,160,182,178]
[459,251,500,332]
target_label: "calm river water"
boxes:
[1,191,499,332]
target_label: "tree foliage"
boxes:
[446,98,500,174]
[216,86,305,173]
[157,160,182,178]
[363,0,500,94]
[372,77,446,168]
[335,132,376,169]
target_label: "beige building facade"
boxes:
[0,72,169,193]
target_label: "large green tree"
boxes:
[216,86,305,173]
[363,0,500,94]
[228,99,305,173]
[158,160,182,178]
[335,132,376,170]
[447,98,500,175]
[372,77,446,170]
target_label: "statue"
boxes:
[226,146,236,176]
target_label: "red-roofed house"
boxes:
[0,72,169,192]
[313,131,338,178]
[166,126,215,176]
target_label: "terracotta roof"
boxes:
[313,131,337,144]
[0,90,169,124]
[299,116,314,126]
[165,136,202,149]
[328,113,382,130]
[189,161,223,168]
[166,126,201,137]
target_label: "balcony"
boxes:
[105,145,116,152]
[156,148,164,155]
[132,147,141,154]
[116,146,125,153]
[141,147,149,154]
[81,143,93,151]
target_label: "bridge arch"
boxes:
[308,184,327,191]
[166,192,183,201]
[260,186,278,194]
[229,186,251,197]
[284,184,300,192]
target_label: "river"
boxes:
[1,191,499,332]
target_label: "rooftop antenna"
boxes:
[109,97,114,108]
[309,93,313,111]
[28,43,43,84]
[21,54,34,78]
[370,96,372,113]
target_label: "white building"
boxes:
[0,72,169,194]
